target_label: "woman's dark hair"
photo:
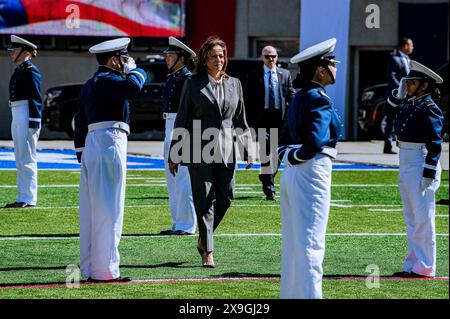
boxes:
[195,35,228,77]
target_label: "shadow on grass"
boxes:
[234,196,261,200]
[323,274,448,280]
[121,262,192,269]
[212,272,279,278]
[128,196,169,200]
[0,234,79,238]
[0,266,68,272]
[0,233,193,238]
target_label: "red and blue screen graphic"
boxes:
[0,0,185,37]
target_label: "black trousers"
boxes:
[188,163,235,252]
[258,108,282,196]
[382,102,396,151]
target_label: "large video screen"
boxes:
[0,0,185,37]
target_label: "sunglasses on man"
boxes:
[264,55,278,59]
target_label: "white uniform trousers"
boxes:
[163,113,197,233]
[280,153,332,299]
[79,128,127,280]
[398,146,441,277]
[11,102,40,205]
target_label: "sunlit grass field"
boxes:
[0,169,448,299]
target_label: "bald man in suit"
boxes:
[245,46,295,200]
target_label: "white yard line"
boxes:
[331,204,402,208]
[1,183,447,189]
[5,203,412,210]
[23,204,283,210]
[0,232,448,241]
[126,177,166,180]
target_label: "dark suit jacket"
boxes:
[169,74,252,169]
[244,65,295,129]
[386,50,410,93]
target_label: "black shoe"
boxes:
[403,272,431,278]
[383,149,397,154]
[21,203,35,208]
[173,230,194,236]
[4,202,18,208]
[392,271,410,277]
[86,276,131,283]
[159,229,175,235]
[4,202,35,208]
[265,194,276,201]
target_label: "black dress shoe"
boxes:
[87,276,131,283]
[20,203,35,208]
[403,272,430,278]
[265,194,276,201]
[159,229,175,235]
[392,271,410,277]
[4,202,35,208]
[4,202,19,208]
[173,230,194,236]
[383,150,397,154]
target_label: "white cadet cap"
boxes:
[89,37,131,54]
[163,37,196,58]
[290,38,339,64]
[404,60,443,84]
[8,35,37,51]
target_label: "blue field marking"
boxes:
[0,148,397,170]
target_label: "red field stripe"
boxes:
[0,276,448,290]
[324,276,449,281]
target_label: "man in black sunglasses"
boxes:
[245,46,295,200]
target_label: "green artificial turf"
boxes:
[0,169,448,299]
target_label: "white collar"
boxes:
[208,73,223,85]
[398,50,409,59]
[263,65,277,73]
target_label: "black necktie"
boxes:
[268,71,275,109]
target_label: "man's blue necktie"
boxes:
[268,71,276,109]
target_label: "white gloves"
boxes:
[123,57,136,74]
[281,147,292,167]
[394,77,408,99]
[420,177,434,191]
[279,144,303,167]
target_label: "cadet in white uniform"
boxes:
[74,38,147,282]
[5,35,42,209]
[277,39,343,299]
[159,37,197,236]
[386,61,443,278]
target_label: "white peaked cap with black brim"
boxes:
[163,37,196,58]
[89,38,131,55]
[404,60,443,84]
[8,35,37,51]
[290,38,339,65]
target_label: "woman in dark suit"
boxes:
[168,36,253,268]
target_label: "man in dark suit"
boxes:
[245,46,295,200]
[383,37,414,154]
